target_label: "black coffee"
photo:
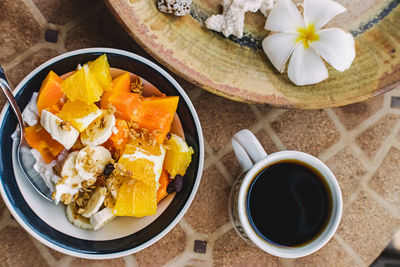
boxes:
[246,160,332,247]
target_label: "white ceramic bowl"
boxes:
[0,48,204,259]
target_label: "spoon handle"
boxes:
[0,66,25,136]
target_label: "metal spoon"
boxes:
[0,66,53,201]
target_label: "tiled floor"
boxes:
[0,0,400,266]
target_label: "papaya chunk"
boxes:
[108,92,142,121]
[105,119,130,156]
[36,71,64,116]
[100,72,132,109]
[139,96,179,143]
[25,125,64,163]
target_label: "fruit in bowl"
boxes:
[22,54,194,231]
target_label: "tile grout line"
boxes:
[248,104,262,120]
[341,117,400,211]
[392,140,400,150]
[323,109,400,212]
[177,217,215,266]
[363,186,400,219]
[162,250,211,267]
[1,42,47,74]
[367,119,400,165]
[318,137,347,162]
[344,107,389,140]
[349,143,375,173]
[327,107,400,208]
[321,103,393,167]
[60,2,105,39]
[0,211,19,230]
[343,138,398,211]
[178,217,196,235]
[20,0,48,28]
[333,234,366,266]
[358,119,400,185]
[214,161,235,185]
[254,108,290,151]
[184,235,214,265]
[266,108,289,122]
[212,119,284,186]
[0,214,11,231]
[203,139,218,170]
[123,255,138,267]
[279,258,295,267]
[211,117,268,161]
[325,108,348,137]
[263,122,287,150]
[26,236,57,266]
[208,221,233,243]
[56,255,74,267]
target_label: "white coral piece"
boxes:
[157,0,192,16]
[205,0,275,38]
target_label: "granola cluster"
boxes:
[131,77,143,94]
[126,121,158,146]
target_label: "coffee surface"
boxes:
[247,161,331,247]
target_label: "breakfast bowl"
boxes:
[0,48,204,259]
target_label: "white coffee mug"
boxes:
[229,129,343,258]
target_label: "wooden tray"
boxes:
[105,0,400,109]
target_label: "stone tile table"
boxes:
[0,0,399,266]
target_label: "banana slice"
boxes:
[66,203,93,230]
[75,146,113,180]
[61,151,79,178]
[80,112,115,146]
[82,187,107,218]
[90,207,116,231]
[40,110,79,150]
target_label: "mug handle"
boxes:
[232,129,268,172]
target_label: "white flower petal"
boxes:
[266,0,305,33]
[304,0,346,30]
[262,33,299,72]
[288,43,328,86]
[311,28,355,71]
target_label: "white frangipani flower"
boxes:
[262,0,356,86]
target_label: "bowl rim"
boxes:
[0,47,204,259]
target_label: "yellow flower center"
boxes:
[296,24,319,48]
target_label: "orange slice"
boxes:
[88,54,112,91]
[118,138,165,188]
[113,178,157,217]
[61,64,103,104]
[164,134,193,177]
[57,100,102,132]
